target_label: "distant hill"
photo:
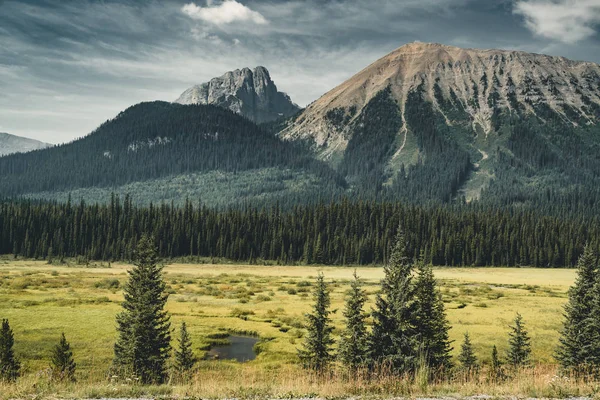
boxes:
[175,66,300,123]
[0,132,50,156]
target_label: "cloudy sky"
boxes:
[1,0,599,144]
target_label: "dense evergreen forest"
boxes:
[1,197,597,267]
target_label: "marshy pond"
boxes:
[205,335,259,362]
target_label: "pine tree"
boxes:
[556,245,598,370]
[0,319,20,382]
[458,332,477,371]
[413,259,453,372]
[298,273,335,372]
[507,313,532,367]
[368,230,417,373]
[174,322,196,373]
[338,270,368,371]
[113,236,171,384]
[50,333,76,382]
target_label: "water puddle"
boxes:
[205,335,259,362]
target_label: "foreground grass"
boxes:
[0,258,578,397]
[2,364,600,399]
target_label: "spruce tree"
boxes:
[368,230,417,373]
[413,259,453,372]
[0,319,20,382]
[113,236,171,384]
[507,313,532,367]
[50,333,76,382]
[338,270,368,371]
[174,322,196,373]
[458,332,477,371]
[556,245,598,370]
[298,272,335,372]
[580,273,600,369]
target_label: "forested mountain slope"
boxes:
[279,42,600,208]
[0,102,344,204]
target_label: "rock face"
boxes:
[175,66,300,123]
[279,42,600,160]
[0,132,50,157]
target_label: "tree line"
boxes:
[0,197,598,267]
[299,231,532,379]
[299,235,600,379]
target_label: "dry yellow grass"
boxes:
[0,363,597,400]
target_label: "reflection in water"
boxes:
[206,335,259,362]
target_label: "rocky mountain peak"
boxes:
[280,42,600,159]
[175,66,299,123]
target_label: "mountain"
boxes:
[175,66,300,123]
[0,132,50,156]
[3,43,600,214]
[279,42,600,207]
[0,102,344,207]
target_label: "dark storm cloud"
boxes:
[1,0,599,143]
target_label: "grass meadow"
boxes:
[0,257,581,398]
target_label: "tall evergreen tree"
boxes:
[556,245,598,370]
[368,230,417,373]
[50,333,76,382]
[299,273,335,372]
[113,236,171,384]
[174,322,196,373]
[458,332,478,371]
[413,259,453,372]
[338,270,368,371]
[507,313,532,367]
[0,319,20,382]
[579,270,600,370]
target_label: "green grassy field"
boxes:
[0,257,575,379]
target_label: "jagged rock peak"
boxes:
[175,66,300,123]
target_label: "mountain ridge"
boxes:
[0,132,51,157]
[3,43,600,213]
